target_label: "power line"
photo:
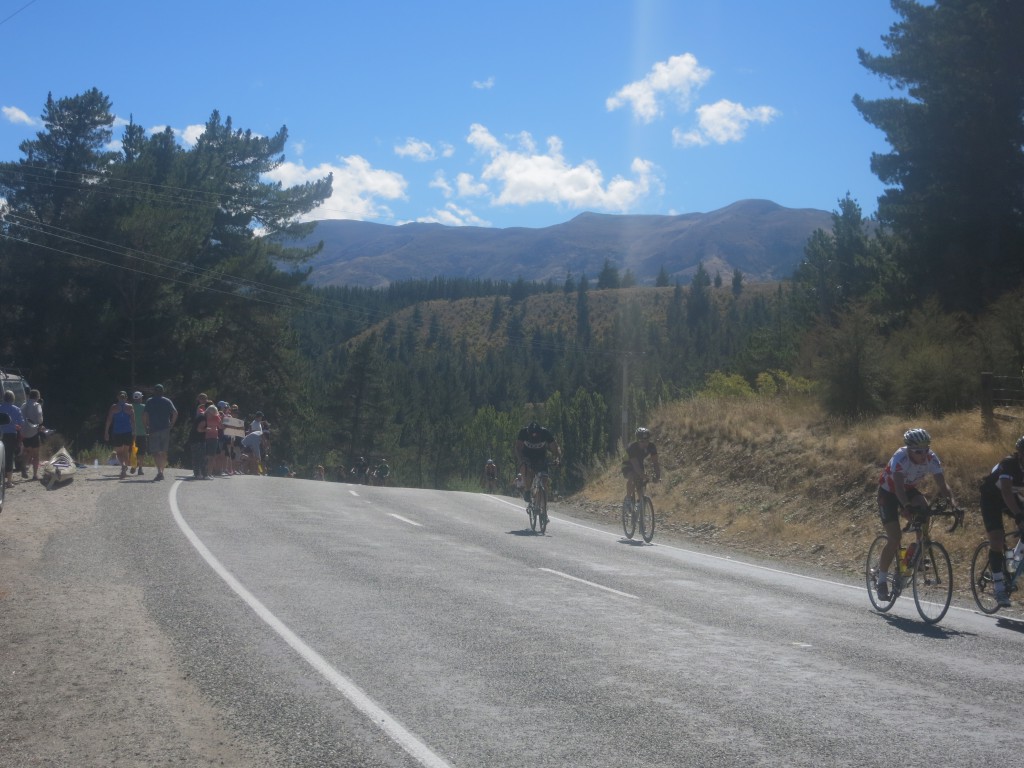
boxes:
[0,0,38,27]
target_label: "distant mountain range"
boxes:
[297,199,833,288]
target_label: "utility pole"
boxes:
[621,353,629,452]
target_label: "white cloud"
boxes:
[674,99,779,147]
[606,53,712,123]
[465,123,658,212]
[429,170,453,198]
[2,106,35,126]
[266,155,407,222]
[456,171,488,198]
[472,76,495,90]
[181,124,207,146]
[147,123,206,146]
[394,137,436,161]
[416,202,490,227]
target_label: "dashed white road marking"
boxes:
[539,567,640,599]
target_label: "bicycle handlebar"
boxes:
[902,498,964,534]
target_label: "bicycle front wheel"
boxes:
[622,497,636,539]
[528,503,538,532]
[912,540,953,624]
[866,534,898,612]
[969,539,999,614]
[537,486,548,534]
[639,496,655,543]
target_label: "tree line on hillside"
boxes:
[1,1,1022,490]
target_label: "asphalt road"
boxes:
[84,475,1017,768]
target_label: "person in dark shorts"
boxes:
[978,436,1024,608]
[130,391,148,476]
[104,391,135,480]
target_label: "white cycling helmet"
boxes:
[903,428,931,448]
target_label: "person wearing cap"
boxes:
[195,392,209,417]
[143,384,177,482]
[241,411,266,475]
[129,391,148,476]
[104,391,135,479]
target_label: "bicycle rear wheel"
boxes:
[528,503,538,532]
[866,534,898,612]
[639,496,655,543]
[622,496,636,539]
[912,540,953,624]
[969,539,999,614]
[537,486,548,534]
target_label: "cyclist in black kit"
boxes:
[514,421,562,505]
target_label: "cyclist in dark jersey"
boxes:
[622,426,660,500]
[514,421,561,505]
[979,435,1024,607]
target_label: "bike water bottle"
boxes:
[898,546,908,575]
[903,543,917,570]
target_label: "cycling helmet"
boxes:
[217,400,229,410]
[903,428,931,448]
[1015,436,1024,453]
[527,421,540,433]
[486,459,495,464]
[635,427,651,440]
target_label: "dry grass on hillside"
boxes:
[570,396,1024,593]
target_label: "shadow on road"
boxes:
[618,538,650,547]
[878,613,975,639]
[507,528,544,537]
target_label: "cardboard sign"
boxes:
[222,416,246,438]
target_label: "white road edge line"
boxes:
[389,513,422,527]
[538,567,640,599]
[169,481,452,768]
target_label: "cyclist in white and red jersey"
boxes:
[874,428,957,601]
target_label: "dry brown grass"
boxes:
[570,396,1024,594]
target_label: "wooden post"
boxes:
[981,371,995,437]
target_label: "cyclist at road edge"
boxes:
[622,426,660,502]
[874,428,957,601]
[978,435,1024,608]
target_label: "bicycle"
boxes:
[527,470,550,534]
[865,498,964,624]
[622,470,655,543]
[969,521,1024,614]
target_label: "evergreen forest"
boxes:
[1,1,1023,493]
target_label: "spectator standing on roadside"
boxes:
[143,384,177,482]
[189,407,209,479]
[129,391,148,476]
[195,392,209,417]
[104,391,135,480]
[204,405,221,477]
[20,389,44,481]
[1,390,25,489]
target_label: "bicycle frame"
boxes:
[867,498,962,624]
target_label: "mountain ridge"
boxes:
[297,199,832,288]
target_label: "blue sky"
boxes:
[1,0,899,230]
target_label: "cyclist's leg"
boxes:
[876,489,903,582]
[522,463,535,503]
[982,497,1011,604]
